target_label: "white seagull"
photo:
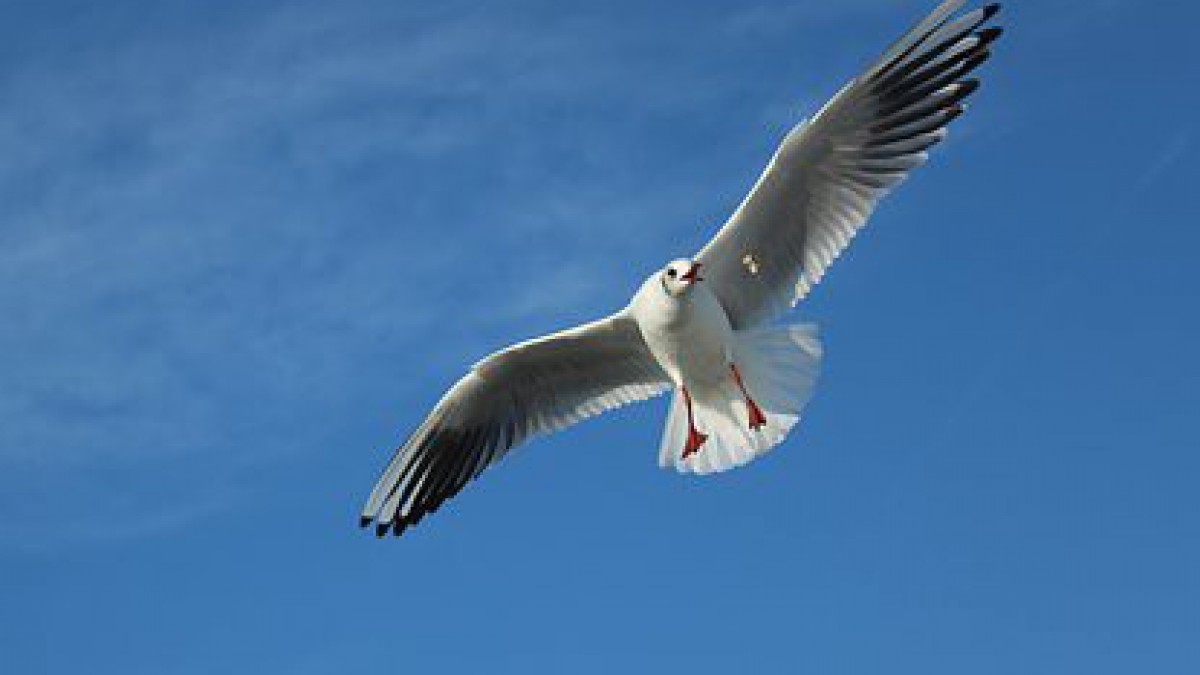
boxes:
[360,0,1002,536]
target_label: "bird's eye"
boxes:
[667,268,677,278]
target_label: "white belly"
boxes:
[634,283,733,388]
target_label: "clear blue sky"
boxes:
[2,0,1197,672]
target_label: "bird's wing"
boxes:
[696,0,1001,328]
[360,312,670,536]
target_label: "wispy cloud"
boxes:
[0,3,578,544]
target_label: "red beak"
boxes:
[681,262,703,283]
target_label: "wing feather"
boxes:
[360,312,670,536]
[696,1,1002,328]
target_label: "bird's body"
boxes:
[631,264,732,390]
[359,0,1003,537]
[627,260,815,473]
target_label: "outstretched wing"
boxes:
[697,0,1002,328]
[360,312,669,537]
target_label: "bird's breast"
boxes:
[635,285,733,387]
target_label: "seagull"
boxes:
[360,0,1002,537]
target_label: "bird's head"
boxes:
[660,259,703,297]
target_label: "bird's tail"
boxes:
[659,323,822,475]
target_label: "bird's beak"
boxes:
[681,262,703,283]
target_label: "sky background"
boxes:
[2,0,1198,672]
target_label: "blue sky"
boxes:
[2,0,1198,672]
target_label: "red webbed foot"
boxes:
[746,398,767,431]
[682,427,708,460]
[730,363,768,431]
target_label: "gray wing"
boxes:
[360,312,669,537]
[697,0,1002,328]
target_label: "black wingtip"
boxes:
[983,3,1001,20]
[977,27,1003,46]
[374,523,389,538]
[359,515,373,529]
[968,48,993,71]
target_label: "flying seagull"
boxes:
[360,0,1002,537]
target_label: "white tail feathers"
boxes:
[658,323,822,475]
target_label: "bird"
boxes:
[359,0,1002,537]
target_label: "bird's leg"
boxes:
[730,363,767,431]
[680,386,708,460]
